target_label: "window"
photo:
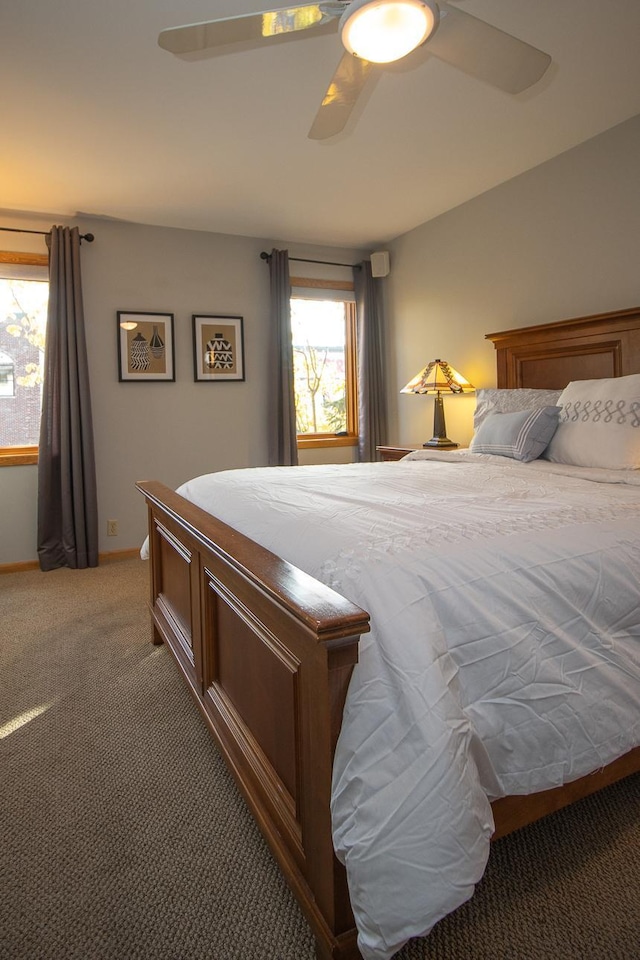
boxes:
[291,283,358,448]
[0,253,49,465]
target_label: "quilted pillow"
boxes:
[544,374,640,469]
[474,388,562,429]
[470,405,561,461]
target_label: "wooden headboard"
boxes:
[486,306,640,389]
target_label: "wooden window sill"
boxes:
[297,436,358,449]
[0,449,38,466]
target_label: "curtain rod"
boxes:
[0,226,95,243]
[260,251,360,269]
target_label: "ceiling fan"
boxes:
[158,0,551,140]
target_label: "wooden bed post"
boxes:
[137,480,369,960]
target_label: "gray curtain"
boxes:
[355,260,388,461]
[37,226,99,571]
[267,248,298,466]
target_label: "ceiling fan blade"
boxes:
[308,53,377,140]
[159,4,339,56]
[428,3,551,94]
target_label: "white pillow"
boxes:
[474,388,562,430]
[544,374,640,469]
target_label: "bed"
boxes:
[137,306,640,960]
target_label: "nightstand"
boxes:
[377,445,463,461]
[376,445,422,461]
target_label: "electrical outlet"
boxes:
[107,519,118,537]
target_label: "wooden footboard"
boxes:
[137,478,640,960]
[137,480,369,960]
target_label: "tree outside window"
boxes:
[290,297,358,446]
[0,277,48,449]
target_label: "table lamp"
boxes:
[401,359,474,447]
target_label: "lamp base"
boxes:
[423,438,459,448]
[424,392,458,448]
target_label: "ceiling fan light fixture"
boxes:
[340,0,438,64]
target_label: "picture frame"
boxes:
[193,315,245,382]
[117,312,175,382]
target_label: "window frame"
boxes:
[0,250,48,467]
[290,277,359,450]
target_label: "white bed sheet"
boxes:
[166,453,640,959]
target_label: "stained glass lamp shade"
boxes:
[401,359,474,448]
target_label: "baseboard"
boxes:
[0,548,141,575]
[99,548,142,565]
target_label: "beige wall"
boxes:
[385,114,640,449]
[0,211,365,564]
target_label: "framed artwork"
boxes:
[117,312,175,382]
[193,315,245,382]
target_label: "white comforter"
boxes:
[169,453,640,959]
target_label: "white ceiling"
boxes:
[4,0,640,248]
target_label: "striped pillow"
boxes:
[470,406,560,462]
